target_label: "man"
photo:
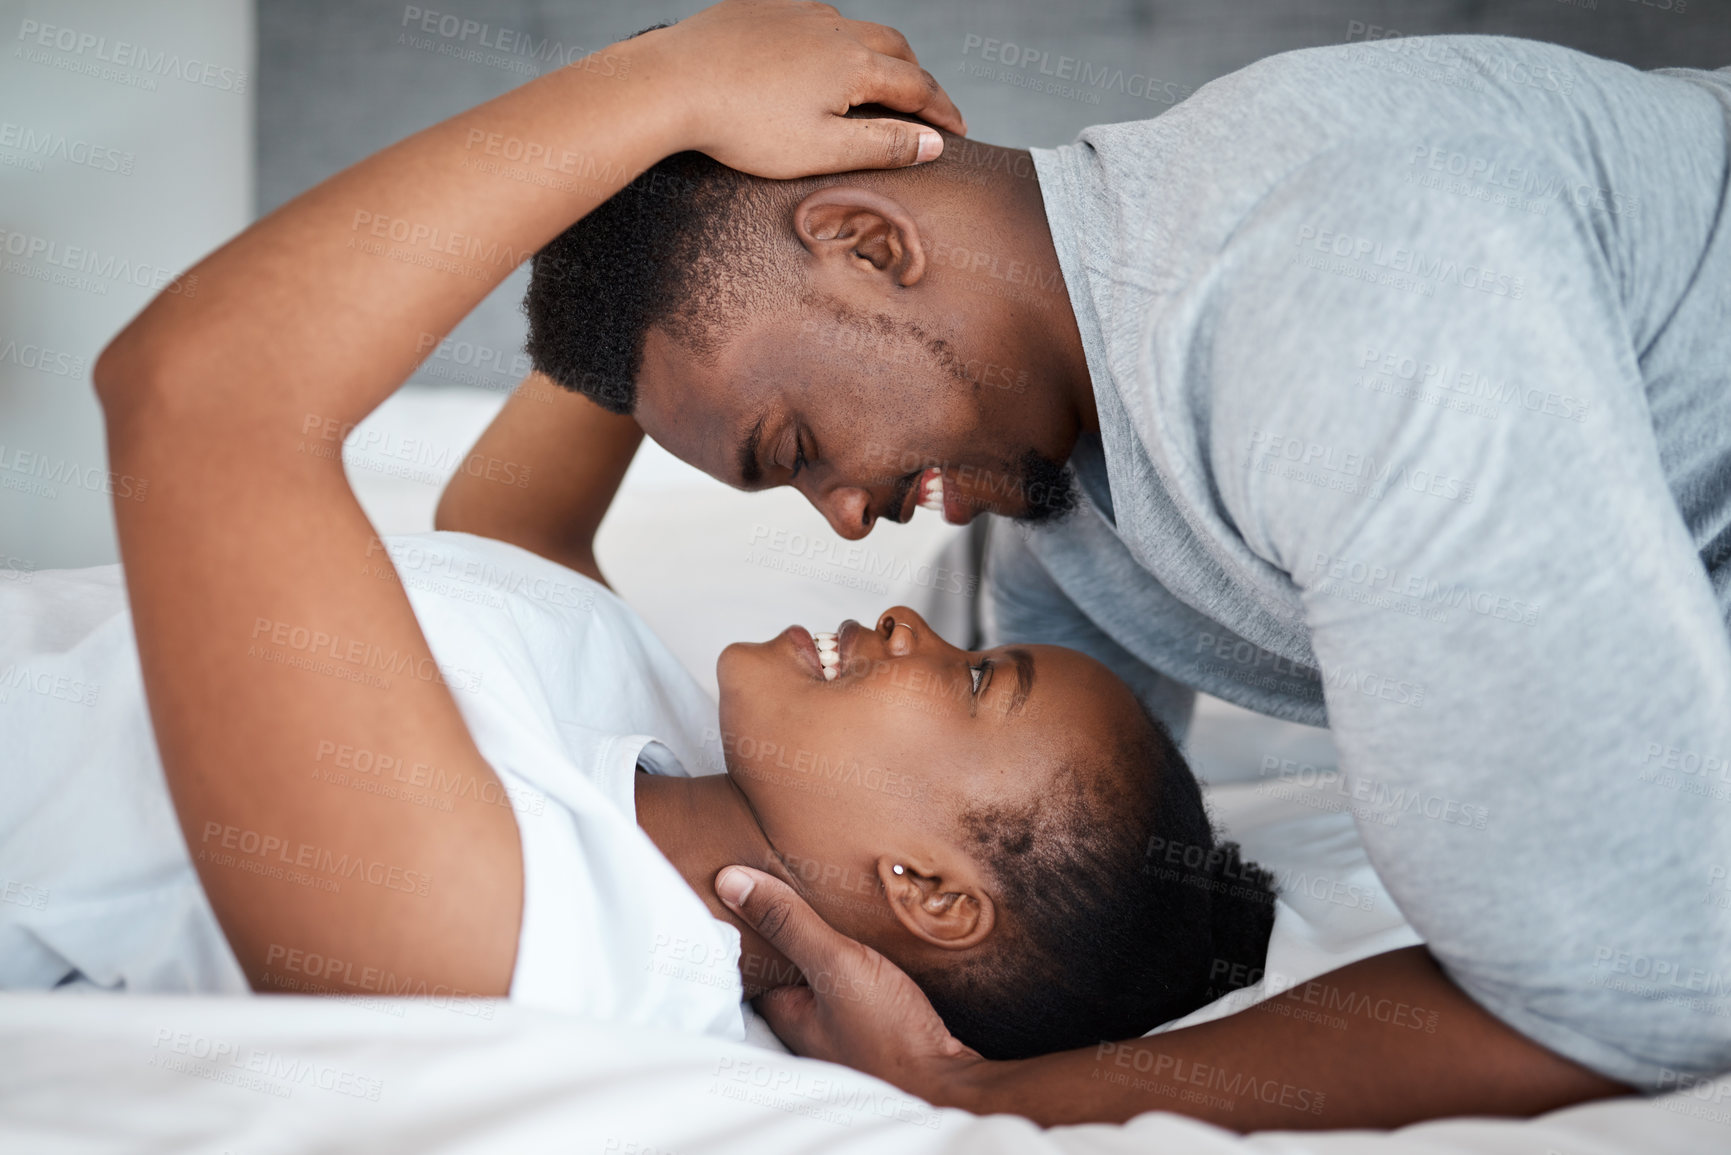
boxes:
[513,18,1731,1130]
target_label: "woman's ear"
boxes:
[876,856,995,950]
[792,186,927,288]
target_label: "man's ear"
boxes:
[876,857,994,950]
[793,186,927,288]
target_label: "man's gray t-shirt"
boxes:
[992,36,1731,1089]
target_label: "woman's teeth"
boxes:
[919,472,945,514]
[814,631,840,681]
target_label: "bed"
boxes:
[2,385,1722,1153]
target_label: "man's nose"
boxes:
[816,485,876,541]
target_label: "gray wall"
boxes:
[0,0,253,569]
[259,0,1731,404]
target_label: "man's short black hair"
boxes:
[914,704,1277,1061]
[525,146,812,413]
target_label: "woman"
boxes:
[3,0,1273,1067]
[0,383,1276,1061]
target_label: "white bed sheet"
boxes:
[1,978,1725,1153]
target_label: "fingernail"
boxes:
[716,866,755,907]
[915,129,942,163]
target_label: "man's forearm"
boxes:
[96,36,681,429]
[946,948,1628,1132]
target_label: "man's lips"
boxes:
[917,467,981,526]
[891,468,924,524]
[886,465,989,527]
[897,466,946,524]
[936,471,979,525]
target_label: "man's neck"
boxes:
[859,133,1098,439]
[975,144,1099,436]
[633,771,799,995]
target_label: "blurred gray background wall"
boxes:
[259,0,1731,409]
[0,0,252,569]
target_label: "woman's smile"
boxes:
[784,620,864,682]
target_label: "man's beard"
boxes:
[1012,449,1079,524]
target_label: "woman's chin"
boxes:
[714,641,755,711]
[715,639,745,683]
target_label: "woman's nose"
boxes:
[876,607,927,655]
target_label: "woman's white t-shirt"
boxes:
[0,531,746,1040]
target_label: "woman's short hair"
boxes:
[916,702,1277,1060]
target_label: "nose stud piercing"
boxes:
[892,864,905,876]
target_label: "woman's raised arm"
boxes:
[91,1,963,999]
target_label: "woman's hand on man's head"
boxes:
[623,0,966,178]
[715,865,993,1105]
